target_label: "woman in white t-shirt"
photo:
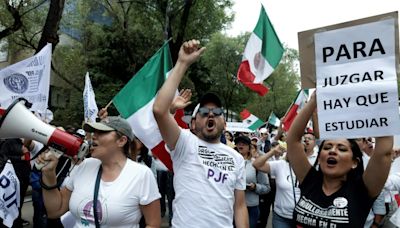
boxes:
[235,136,270,228]
[253,142,299,228]
[37,116,161,228]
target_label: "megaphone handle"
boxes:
[34,148,64,170]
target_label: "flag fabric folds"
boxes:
[113,42,174,171]
[237,5,284,96]
[83,72,99,122]
[282,89,309,132]
[268,112,280,127]
[240,109,264,131]
[0,43,52,112]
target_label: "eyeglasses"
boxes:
[198,107,223,117]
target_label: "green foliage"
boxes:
[200,32,254,120]
[2,1,49,51]
[183,0,234,40]
[0,0,302,127]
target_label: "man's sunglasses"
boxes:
[198,107,224,117]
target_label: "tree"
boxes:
[200,32,255,120]
[36,0,66,53]
[77,0,235,107]
[0,0,66,52]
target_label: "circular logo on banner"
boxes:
[3,73,28,94]
[333,197,348,208]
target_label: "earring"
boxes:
[352,165,357,169]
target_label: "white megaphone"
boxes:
[0,98,89,169]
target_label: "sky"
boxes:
[226,0,400,50]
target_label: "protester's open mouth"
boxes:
[327,157,338,165]
[207,119,215,130]
[90,142,98,152]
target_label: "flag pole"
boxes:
[104,100,113,110]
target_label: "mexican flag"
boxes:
[268,112,280,127]
[237,5,284,96]
[113,42,174,171]
[240,109,264,131]
[282,89,309,132]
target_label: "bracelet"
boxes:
[40,178,59,190]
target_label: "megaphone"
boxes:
[0,98,89,169]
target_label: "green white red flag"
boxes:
[113,41,182,171]
[240,109,264,131]
[268,112,280,127]
[237,5,284,96]
[282,89,309,132]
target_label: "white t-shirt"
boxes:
[269,160,300,219]
[66,158,160,228]
[171,129,246,228]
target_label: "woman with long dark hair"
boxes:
[235,136,270,228]
[287,92,393,227]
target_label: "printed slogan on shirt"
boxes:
[198,145,235,184]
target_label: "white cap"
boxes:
[76,129,86,137]
[259,128,268,134]
[191,104,200,118]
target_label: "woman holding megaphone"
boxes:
[37,116,161,228]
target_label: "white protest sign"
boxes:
[226,122,255,133]
[315,18,400,139]
[0,43,52,112]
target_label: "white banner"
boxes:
[315,18,400,139]
[226,122,255,133]
[0,43,52,112]
[83,72,98,122]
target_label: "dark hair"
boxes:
[114,131,131,158]
[250,144,257,150]
[225,131,233,139]
[0,139,23,172]
[138,146,152,168]
[0,139,24,159]
[314,139,364,179]
[65,125,76,134]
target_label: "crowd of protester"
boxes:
[0,39,398,228]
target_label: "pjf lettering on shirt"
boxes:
[0,175,17,208]
[207,168,228,183]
